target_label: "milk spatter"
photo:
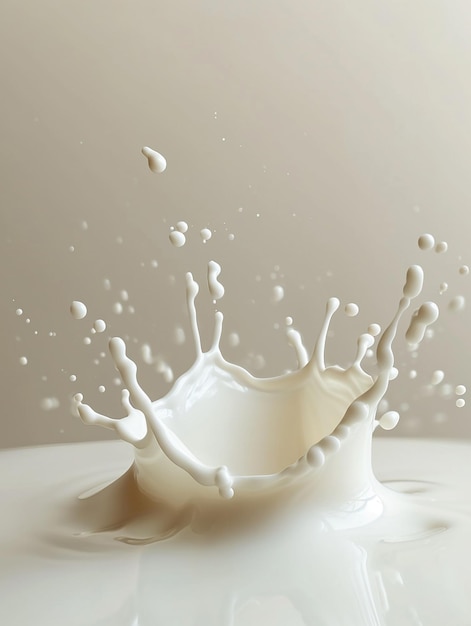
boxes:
[74,261,428,529]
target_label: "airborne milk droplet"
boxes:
[93,319,106,333]
[141,146,167,173]
[418,233,435,251]
[431,370,445,385]
[70,301,87,320]
[228,332,240,347]
[176,221,188,233]
[449,295,466,312]
[272,285,284,303]
[40,397,60,411]
[207,261,224,300]
[169,231,186,248]
[200,228,212,243]
[344,303,359,317]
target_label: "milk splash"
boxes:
[72,252,441,540]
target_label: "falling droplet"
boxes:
[141,146,167,173]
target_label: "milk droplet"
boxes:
[98,385,106,393]
[285,316,293,326]
[418,233,435,251]
[93,319,106,333]
[15,308,23,316]
[200,228,212,243]
[344,303,359,317]
[69,374,77,382]
[176,221,188,233]
[435,241,448,254]
[431,370,445,385]
[169,231,186,248]
[141,146,167,173]
[103,278,111,291]
[455,385,466,395]
[409,370,417,379]
[368,323,381,336]
[120,290,129,302]
[113,302,123,315]
[174,326,186,345]
[272,285,285,303]
[459,265,469,276]
[83,337,92,345]
[19,356,28,365]
[456,398,466,408]
[70,301,87,320]
[439,282,448,295]
[379,411,400,430]
[228,332,240,347]
[448,295,466,312]
[207,261,224,300]
[40,397,60,411]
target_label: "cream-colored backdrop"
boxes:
[2,0,471,447]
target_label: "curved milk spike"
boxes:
[309,297,340,372]
[186,273,202,357]
[286,327,309,368]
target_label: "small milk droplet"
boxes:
[435,241,448,254]
[418,233,435,251]
[113,302,123,315]
[19,356,28,365]
[431,370,445,385]
[174,326,186,345]
[15,308,23,316]
[93,319,106,333]
[272,285,285,303]
[456,398,466,408]
[176,221,188,233]
[344,303,359,317]
[228,332,240,347]
[69,374,77,382]
[459,265,469,276]
[448,295,466,312]
[368,323,381,336]
[141,146,167,173]
[98,385,106,393]
[379,411,400,430]
[83,337,92,345]
[70,301,87,320]
[455,385,466,395]
[169,231,186,247]
[200,228,212,243]
[40,397,60,411]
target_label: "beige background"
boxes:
[2,0,471,448]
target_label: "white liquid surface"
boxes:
[0,438,470,626]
